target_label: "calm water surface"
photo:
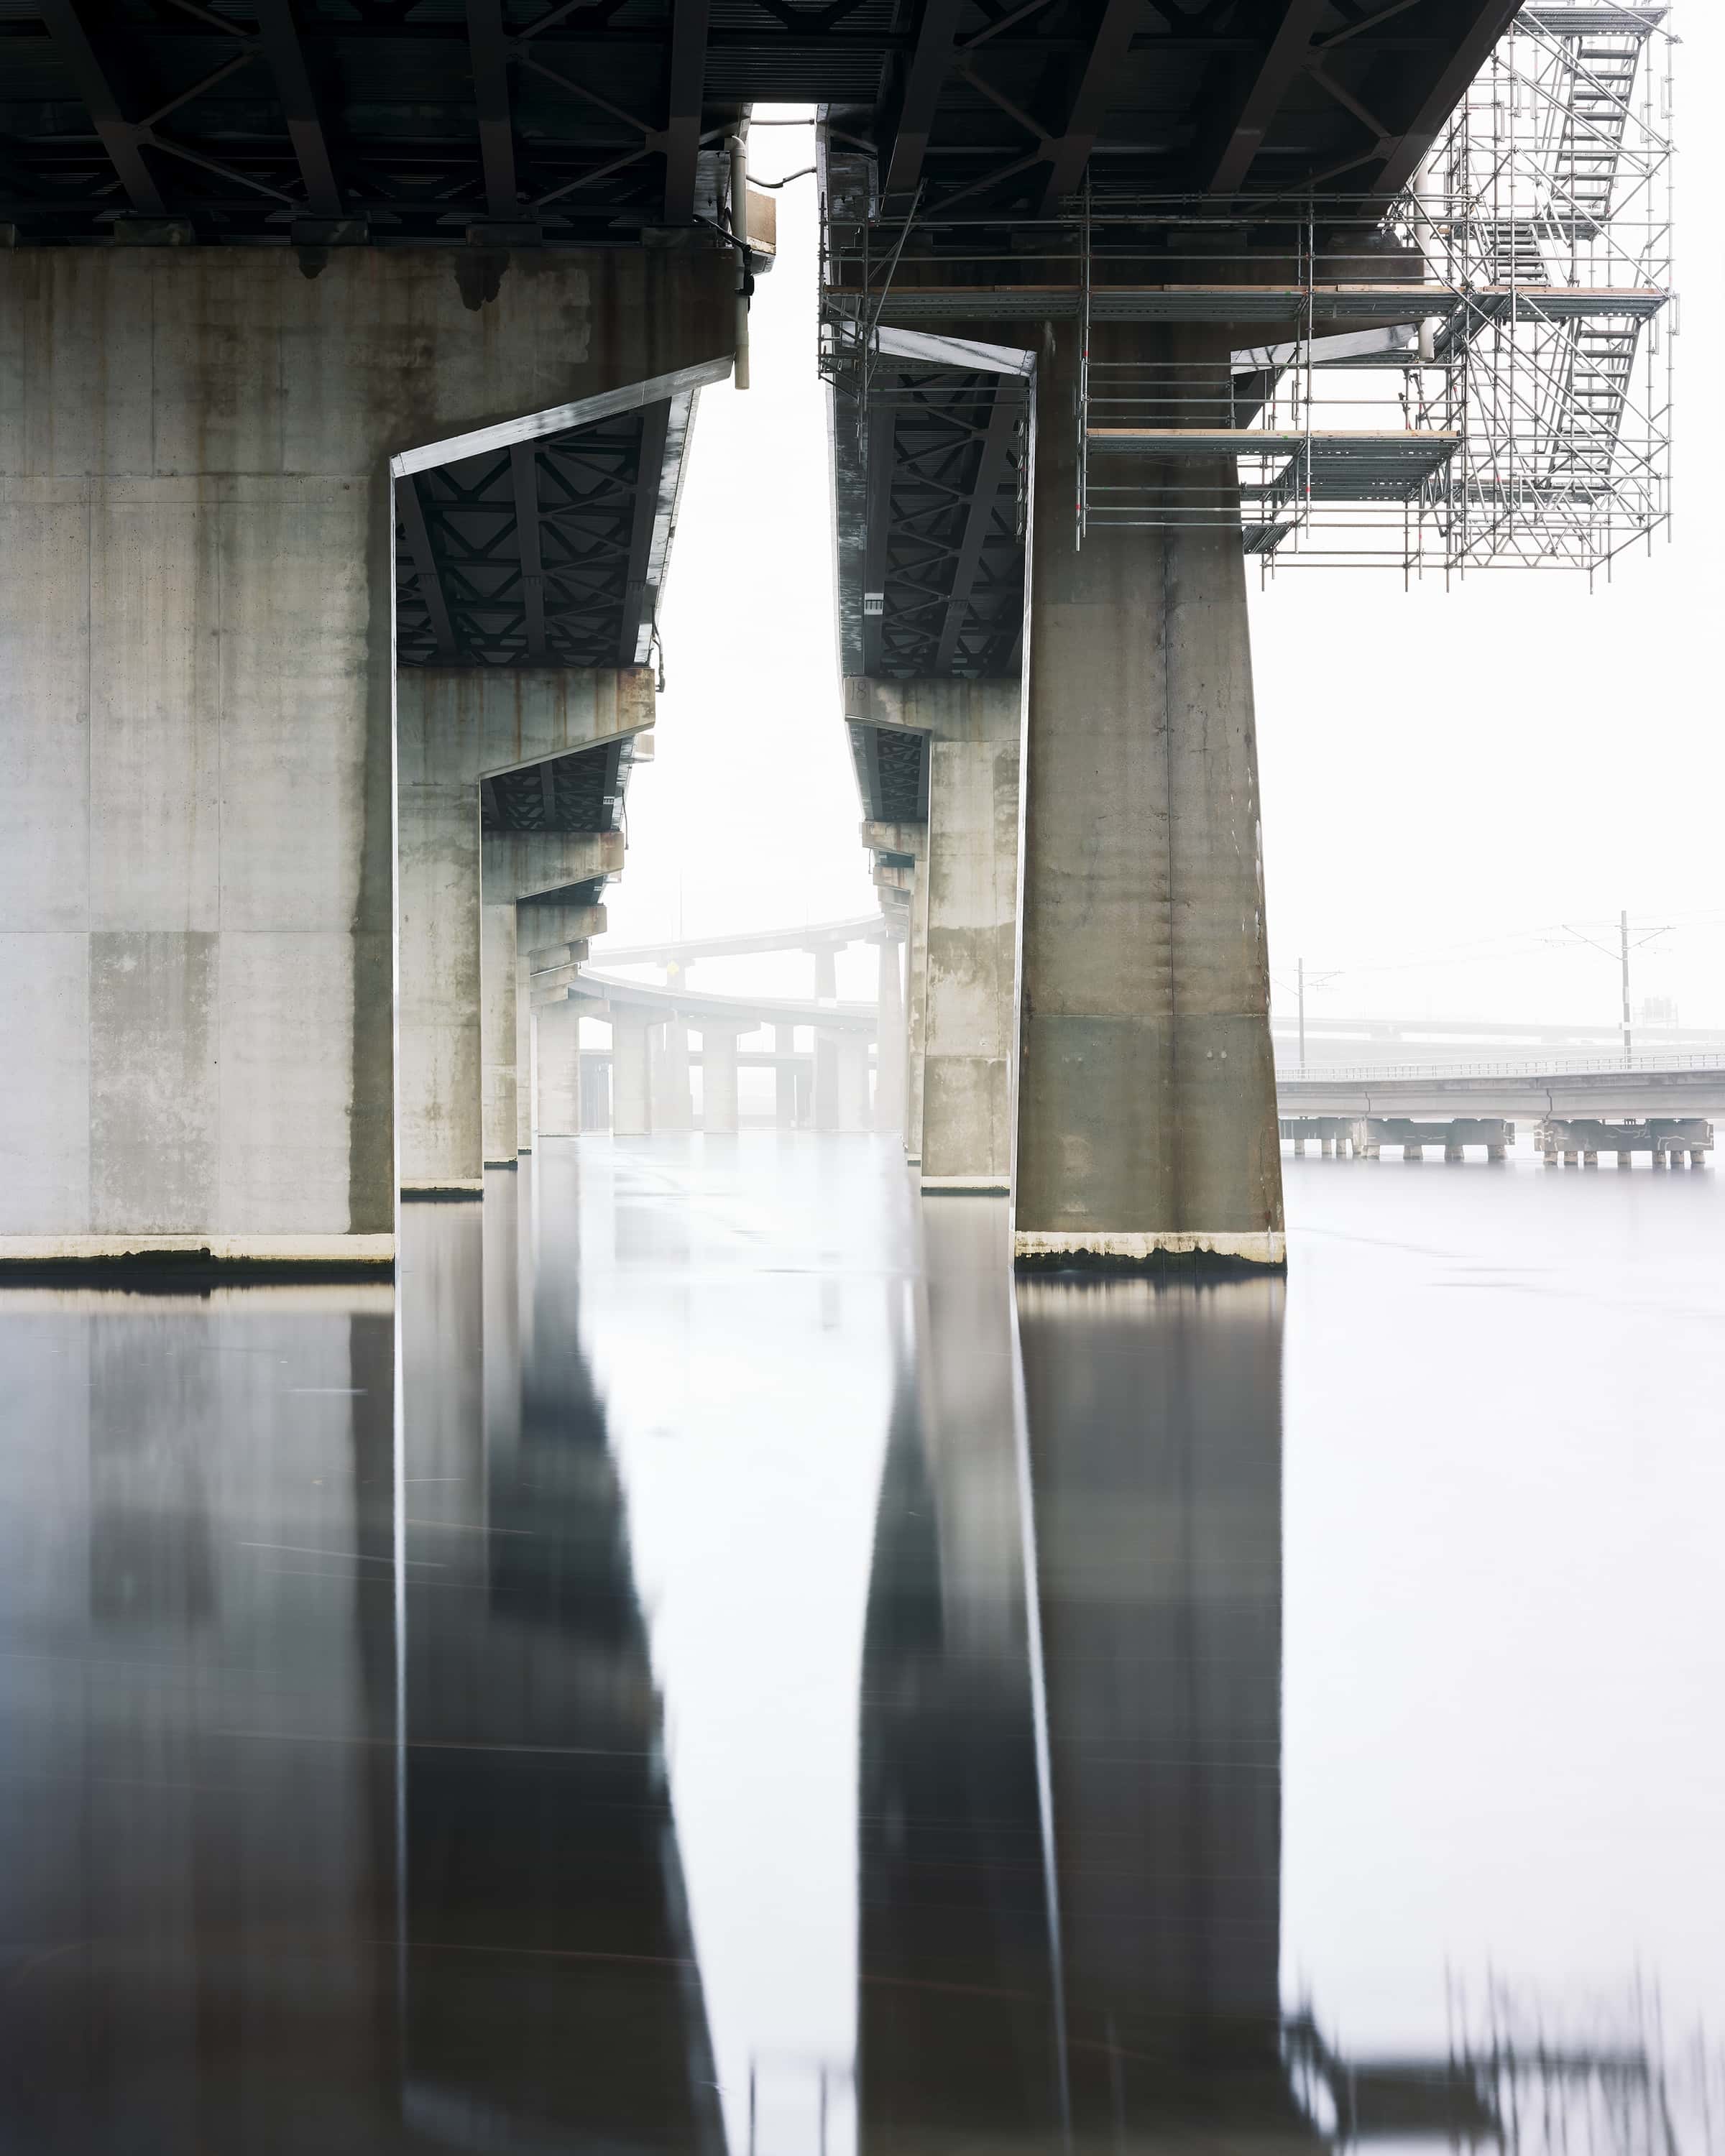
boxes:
[1,1135,1721,2152]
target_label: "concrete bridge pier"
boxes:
[482,896,520,1171]
[847,683,1018,1192]
[612,1015,653,1138]
[701,1024,747,1135]
[875,937,908,1135]
[811,946,842,1129]
[651,1021,694,1133]
[0,244,726,1265]
[534,999,581,1141]
[483,834,616,1176]
[773,1025,797,1128]
[1013,323,1282,1270]
[400,668,643,1192]
[814,1030,871,1133]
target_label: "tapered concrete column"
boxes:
[701,1024,745,1134]
[535,998,581,1139]
[0,245,728,1263]
[774,1025,797,1127]
[875,936,907,1133]
[652,1018,694,1132]
[612,1014,653,1136]
[1013,323,1283,1268]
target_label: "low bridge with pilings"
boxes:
[0,2,1676,1274]
[1279,1059,1723,1169]
[1276,1060,1725,1121]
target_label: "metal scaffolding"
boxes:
[820,0,1675,582]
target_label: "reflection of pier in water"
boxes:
[855,1202,1705,2156]
[400,1168,725,2152]
[1284,2004,1688,2156]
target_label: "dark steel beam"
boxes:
[540,760,558,826]
[617,401,671,666]
[253,0,342,215]
[933,390,1019,674]
[861,401,897,676]
[883,0,969,196]
[662,0,711,221]
[1037,0,1145,213]
[466,0,519,216]
[510,445,548,663]
[1369,0,1524,198]
[38,0,166,216]
[1198,0,1330,195]
[397,478,458,661]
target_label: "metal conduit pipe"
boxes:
[728,127,750,390]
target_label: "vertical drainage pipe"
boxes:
[728,128,750,390]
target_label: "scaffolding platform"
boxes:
[820,0,1675,576]
[829,282,1667,330]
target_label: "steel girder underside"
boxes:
[395,398,690,671]
[3,2,1519,245]
[6,0,1522,768]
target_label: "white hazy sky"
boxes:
[610,26,1722,1028]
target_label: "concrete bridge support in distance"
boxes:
[701,1024,748,1135]
[478,849,607,1175]
[535,999,582,1142]
[774,1025,798,1128]
[611,1013,655,1138]
[847,681,1019,1193]
[874,932,908,1135]
[651,1021,694,1133]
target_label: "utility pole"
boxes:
[1620,907,1632,1067]
[1298,957,1307,1074]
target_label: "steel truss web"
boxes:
[820,0,1675,584]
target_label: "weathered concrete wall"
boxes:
[397,668,645,1189]
[1013,324,1283,1267]
[535,999,581,1139]
[849,683,1018,1190]
[0,245,727,1259]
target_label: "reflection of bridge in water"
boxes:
[6,1142,1709,2149]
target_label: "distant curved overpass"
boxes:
[564,969,877,1036]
